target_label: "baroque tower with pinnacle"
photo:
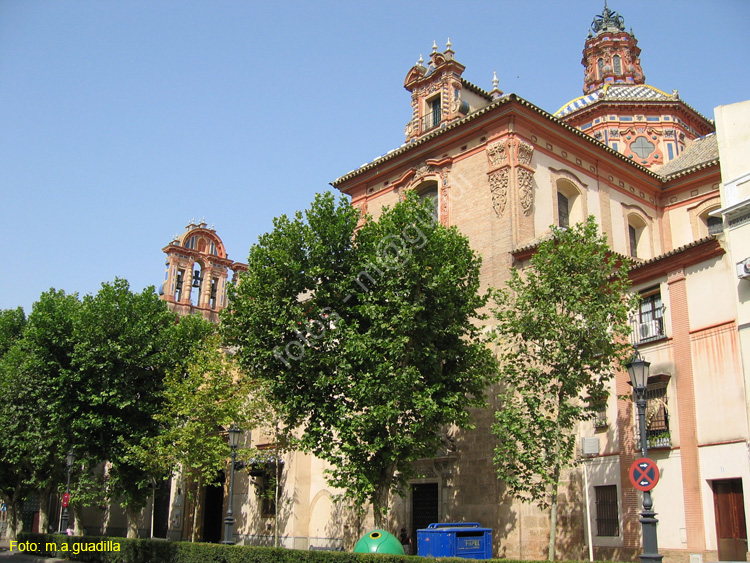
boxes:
[555,3,714,169]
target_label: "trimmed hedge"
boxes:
[16,533,600,563]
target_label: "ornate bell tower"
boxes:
[555,3,715,169]
[582,2,645,93]
[159,220,246,323]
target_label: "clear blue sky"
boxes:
[2,1,749,313]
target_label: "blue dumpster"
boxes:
[417,523,492,559]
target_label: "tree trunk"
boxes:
[373,481,391,529]
[68,505,83,535]
[126,505,139,538]
[191,475,202,543]
[6,499,20,540]
[274,450,280,548]
[547,463,561,561]
[38,485,51,533]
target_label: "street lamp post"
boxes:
[626,350,663,563]
[222,425,241,545]
[59,450,75,534]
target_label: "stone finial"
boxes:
[418,54,424,67]
[446,37,453,51]
[591,3,626,35]
[432,40,438,53]
[492,70,499,90]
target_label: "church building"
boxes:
[139,5,748,562]
[329,4,747,562]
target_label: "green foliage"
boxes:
[224,191,497,522]
[69,278,179,511]
[0,291,81,534]
[0,307,26,355]
[491,217,635,558]
[21,531,537,563]
[135,324,270,488]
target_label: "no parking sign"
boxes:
[629,457,659,491]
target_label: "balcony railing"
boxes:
[631,318,665,345]
[646,430,671,449]
[421,113,442,133]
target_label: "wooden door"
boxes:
[713,478,747,561]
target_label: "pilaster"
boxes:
[666,267,705,551]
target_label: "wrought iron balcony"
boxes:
[421,113,442,133]
[631,317,665,345]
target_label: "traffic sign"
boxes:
[629,457,659,491]
[62,493,70,508]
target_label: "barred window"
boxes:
[595,485,619,536]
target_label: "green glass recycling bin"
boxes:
[353,529,405,555]
[417,522,492,559]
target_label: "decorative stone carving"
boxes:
[414,162,432,180]
[517,141,534,166]
[487,141,507,167]
[518,169,534,215]
[489,169,509,217]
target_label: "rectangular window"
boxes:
[635,289,664,343]
[643,384,670,448]
[667,144,674,160]
[593,407,607,428]
[250,463,279,518]
[595,485,619,536]
[422,97,442,132]
[558,192,569,228]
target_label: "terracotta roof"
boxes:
[629,235,715,272]
[461,78,494,101]
[331,93,657,187]
[653,133,719,179]
[555,84,675,117]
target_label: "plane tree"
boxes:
[223,191,497,525]
[491,217,635,560]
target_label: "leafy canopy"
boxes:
[491,217,635,511]
[223,191,497,522]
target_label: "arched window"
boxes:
[558,192,570,228]
[690,200,722,240]
[613,55,622,75]
[174,268,185,303]
[209,278,220,309]
[626,213,649,259]
[417,182,439,221]
[699,206,723,237]
[555,178,583,228]
[598,58,604,79]
[190,263,203,307]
